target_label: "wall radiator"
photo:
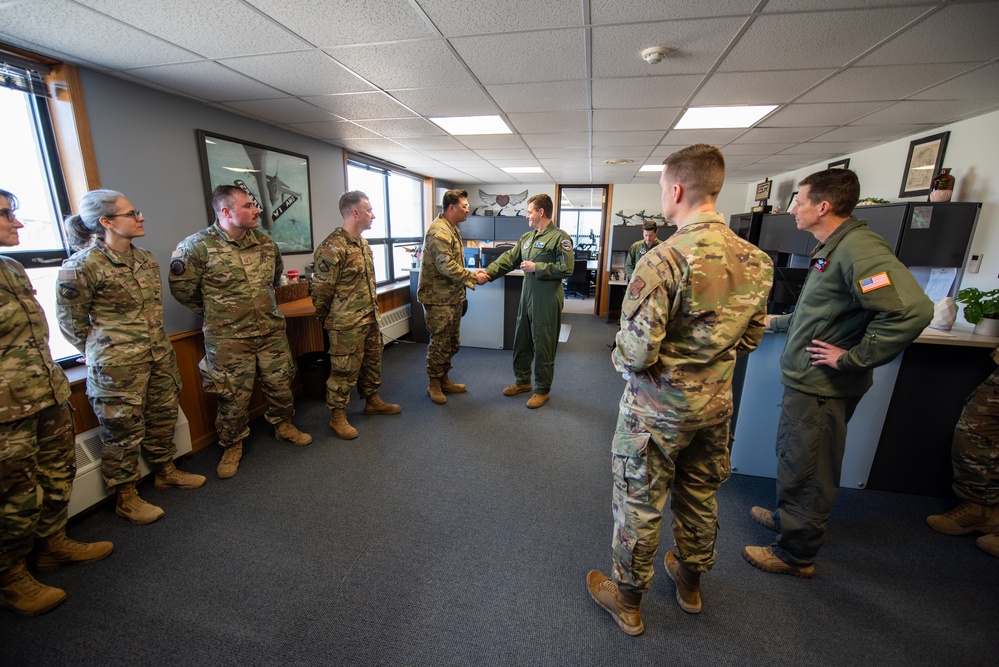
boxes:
[67,407,193,518]
[381,303,411,345]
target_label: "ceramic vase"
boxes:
[972,317,999,337]
[929,168,955,202]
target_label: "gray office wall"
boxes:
[79,69,346,334]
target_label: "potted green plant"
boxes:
[956,287,999,336]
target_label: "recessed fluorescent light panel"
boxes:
[501,167,544,174]
[675,105,778,129]
[429,115,512,135]
[639,165,664,172]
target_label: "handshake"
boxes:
[475,270,489,285]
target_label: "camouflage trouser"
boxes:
[88,354,180,488]
[610,411,731,593]
[200,333,295,448]
[952,366,999,506]
[326,321,382,410]
[424,303,462,379]
[0,402,75,573]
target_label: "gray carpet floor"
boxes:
[2,311,997,666]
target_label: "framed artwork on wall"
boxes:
[787,190,798,211]
[898,131,950,199]
[828,158,850,170]
[196,129,314,254]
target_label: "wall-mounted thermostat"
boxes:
[967,253,982,274]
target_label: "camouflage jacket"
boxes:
[625,238,661,282]
[56,240,173,366]
[417,216,477,305]
[613,212,773,430]
[484,222,574,286]
[0,256,71,423]
[312,227,378,331]
[169,222,284,339]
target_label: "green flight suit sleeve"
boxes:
[55,261,92,354]
[484,236,524,280]
[837,256,933,371]
[168,239,206,318]
[770,313,792,333]
[535,231,573,280]
[625,243,639,282]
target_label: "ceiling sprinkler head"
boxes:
[641,47,672,65]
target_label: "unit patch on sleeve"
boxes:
[859,271,891,293]
[560,238,573,251]
[170,258,186,276]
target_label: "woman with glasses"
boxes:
[0,188,113,616]
[57,189,205,526]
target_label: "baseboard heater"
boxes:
[67,407,193,518]
[381,303,411,345]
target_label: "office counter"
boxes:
[731,327,999,498]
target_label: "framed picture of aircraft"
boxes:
[196,129,314,254]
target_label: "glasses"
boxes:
[105,210,142,220]
[0,208,16,222]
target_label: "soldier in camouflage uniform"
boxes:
[587,146,773,635]
[623,220,660,283]
[481,193,573,409]
[170,185,312,480]
[57,189,206,526]
[418,189,480,405]
[926,347,999,558]
[313,191,400,439]
[0,189,113,617]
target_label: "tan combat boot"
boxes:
[154,460,207,490]
[586,570,644,636]
[664,549,702,614]
[977,533,999,558]
[502,382,532,396]
[926,502,999,535]
[35,528,114,572]
[217,443,242,479]
[275,421,313,446]
[364,393,402,415]
[115,483,164,525]
[329,409,358,439]
[526,392,550,409]
[427,378,446,405]
[0,560,66,616]
[440,375,467,393]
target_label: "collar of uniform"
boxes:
[94,238,134,266]
[336,226,363,246]
[811,216,865,259]
[212,221,259,248]
[672,211,725,236]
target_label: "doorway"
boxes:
[554,184,611,316]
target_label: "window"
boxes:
[559,209,602,257]
[345,158,425,285]
[1,60,75,363]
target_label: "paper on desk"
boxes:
[924,267,957,304]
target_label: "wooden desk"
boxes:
[279,297,326,357]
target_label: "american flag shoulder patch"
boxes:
[859,271,891,293]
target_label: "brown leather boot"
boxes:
[440,375,467,393]
[364,393,402,415]
[526,392,550,409]
[585,570,644,635]
[502,382,532,396]
[329,409,358,439]
[427,378,446,405]
[0,560,66,616]
[154,460,207,490]
[664,549,702,613]
[927,502,999,535]
[217,443,242,479]
[35,528,114,572]
[275,421,313,446]
[115,483,164,525]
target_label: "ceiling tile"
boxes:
[722,143,794,156]
[418,0,582,35]
[0,0,200,69]
[758,102,891,128]
[517,133,591,148]
[76,0,311,58]
[355,118,446,138]
[533,147,590,158]
[456,135,529,150]
[222,98,335,124]
[284,120,382,140]
[815,125,933,142]
[718,7,928,71]
[850,99,999,126]
[797,63,975,103]
[660,129,746,145]
[396,136,468,150]
[508,111,590,134]
[693,69,836,106]
[244,0,435,46]
[591,147,650,159]
[592,18,745,78]
[304,92,416,119]
[451,29,586,84]
[325,40,476,89]
[474,149,537,161]
[124,61,286,101]
[221,51,375,96]
[591,75,703,109]
[486,81,588,113]
[592,131,664,146]
[335,137,410,152]
[591,0,760,24]
[778,142,872,155]
[858,2,999,66]
[386,87,500,116]
[734,127,835,143]
[593,108,681,132]
[418,149,484,161]
[912,63,999,101]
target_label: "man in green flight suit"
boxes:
[624,220,660,283]
[479,193,573,409]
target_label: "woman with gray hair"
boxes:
[57,189,205,526]
[0,188,113,616]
